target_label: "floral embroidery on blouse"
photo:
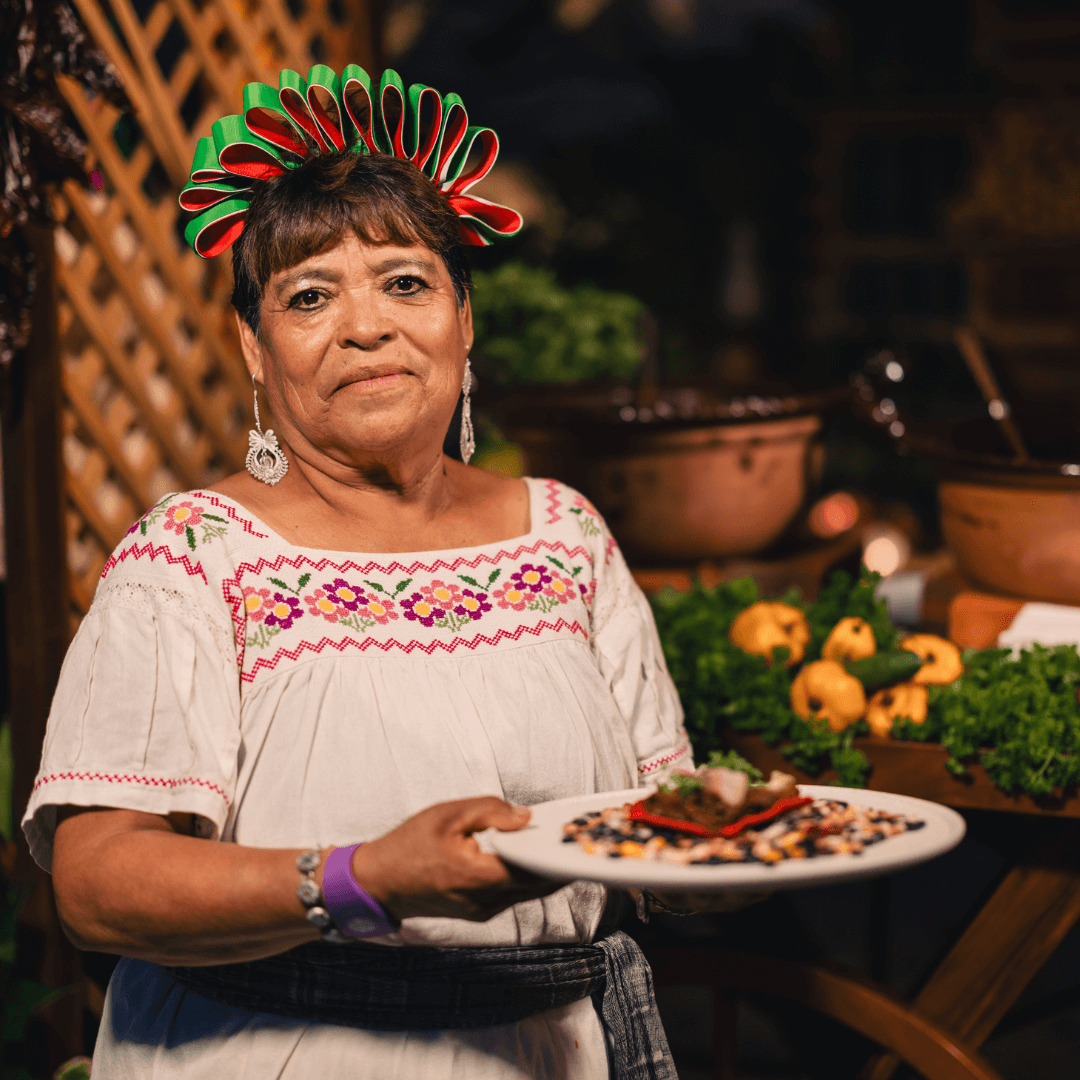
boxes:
[136,496,230,551]
[303,580,400,632]
[264,594,303,630]
[568,494,602,539]
[492,561,578,615]
[243,586,273,621]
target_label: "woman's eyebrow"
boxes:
[372,256,439,274]
[274,267,340,290]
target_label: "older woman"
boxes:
[23,68,690,1079]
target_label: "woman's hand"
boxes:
[352,796,558,921]
[51,797,553,966]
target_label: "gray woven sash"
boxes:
[169,929,676,1080]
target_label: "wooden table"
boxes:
[634,568,1079,1077]
[721,732,1080,1080]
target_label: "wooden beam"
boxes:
[0,224,85,1064]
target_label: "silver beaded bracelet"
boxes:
[296,848,348,944]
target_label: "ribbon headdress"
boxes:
[179,65,524,258]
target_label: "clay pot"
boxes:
[905,418,1080,604]
[940,481,1080,604]
[497,383,842,563]
[586,415,822,561]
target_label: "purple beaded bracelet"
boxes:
[321,843,398,939]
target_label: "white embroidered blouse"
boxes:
[23,477,690,1080]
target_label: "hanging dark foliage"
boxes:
[0,0,127,363]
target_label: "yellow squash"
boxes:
[865,682,929,737]
[901,634,963,685]
[790,659,867,733]
[822,616,877,663]
[730,602,810,667]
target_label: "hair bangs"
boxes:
[232,153,471,336]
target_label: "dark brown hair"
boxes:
[231,152,471,336]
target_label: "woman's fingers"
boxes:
[351,797,558,922]
[447,796,531,836]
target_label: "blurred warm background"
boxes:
[4,1,1080,1077]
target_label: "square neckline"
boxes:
[190,476,543,560]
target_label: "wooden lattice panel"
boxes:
[56,0,375,628]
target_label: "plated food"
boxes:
[489,780,965,893]
[561,758,925,867]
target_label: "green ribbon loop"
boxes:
[179,65,523,258]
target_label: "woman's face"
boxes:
[238,230,472,475]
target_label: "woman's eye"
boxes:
[389,275,426,295]
[290,289,323,308]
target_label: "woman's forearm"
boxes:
[52,796,543,966]
[53,809,320,966]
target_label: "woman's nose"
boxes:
[338,286,393,350]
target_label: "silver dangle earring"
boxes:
[246,376,289,485]
[459,354,476,464]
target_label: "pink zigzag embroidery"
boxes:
[639,747,690,775]
[240,618,589,683]
[544,478,562,524]
[221,538,594,664]
[184,492,269,537]
[101,541,208,583]
[605,536,618,566]
[33,770,230,806]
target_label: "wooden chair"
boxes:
[646,947,1003,1080]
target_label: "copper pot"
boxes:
[498,384,842,563]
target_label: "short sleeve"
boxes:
[22,562,241,872]
[586,515,692,786]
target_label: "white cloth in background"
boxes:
[997,601,1080,652]
[23,477,690,1080]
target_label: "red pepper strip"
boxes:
[627,802,714,837]
[628,795,815,840]
[719,796,813,838]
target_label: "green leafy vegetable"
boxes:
[802,569,899,660]
[658,771,704,796]
[469,262,644,386]
[650,571,877,787]
[920,645,1080,796]
[706,749,764,783]
[651,568,1080,798]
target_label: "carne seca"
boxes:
[560,764,925,866]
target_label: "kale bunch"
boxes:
[650,573,874,786]
[469,262,644,386]
[902,644,1080,797]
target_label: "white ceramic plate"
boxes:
[488,785,966,893]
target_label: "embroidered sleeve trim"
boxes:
[241,617,588,682]
[638,746,691,776]
[544,478,562,524]
[32,770,231,806]
[101,541,208,584]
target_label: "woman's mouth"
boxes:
[337,370,409,394]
